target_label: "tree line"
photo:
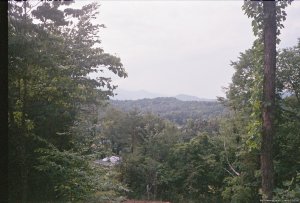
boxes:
[110,97,227,125]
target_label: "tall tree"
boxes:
[261,0,276,200]
[243,0,292,200]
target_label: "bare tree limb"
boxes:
[223,139,240,176]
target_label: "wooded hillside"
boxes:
[110,97,227,125]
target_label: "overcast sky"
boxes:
[87,1,300,99]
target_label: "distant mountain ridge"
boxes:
[111,89,164,100]
[174,94,216,102]
[111,89,216,101]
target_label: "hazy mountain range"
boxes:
[110,89,216,101]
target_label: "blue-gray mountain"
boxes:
[174,94,216,102]
[111,89,216,101]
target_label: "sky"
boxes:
[84,1,300,99]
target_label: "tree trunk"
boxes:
[261,0,276,200]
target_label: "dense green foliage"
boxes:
[274,40,300,199]
[8,1,127,202]
[215,40,300,202]
[97,108,225,202]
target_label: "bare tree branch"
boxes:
[223,139,240,176]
